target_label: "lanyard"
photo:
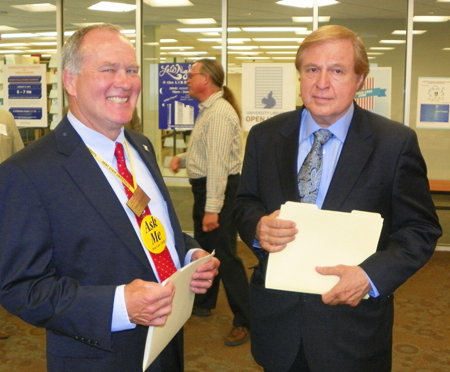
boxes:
[87,140,137,193]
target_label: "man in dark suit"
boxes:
[0,24,219,372]
[234,25,441,372]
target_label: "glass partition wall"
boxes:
[0,0,449,245]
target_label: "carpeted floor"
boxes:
[1,244,449,371]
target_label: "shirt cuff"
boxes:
[252,238,268,260]
[364,272,380,298]
[111,285,137,332]
[185,248,202,265]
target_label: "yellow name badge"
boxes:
[140,215,167,254]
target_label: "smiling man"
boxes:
[0,24,219,372]
[234,25,441,372]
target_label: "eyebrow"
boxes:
[99,62,140,70]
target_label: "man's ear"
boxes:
[62,68,77,96]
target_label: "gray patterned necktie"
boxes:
[298,129,333,204]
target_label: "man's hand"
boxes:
[169,156,182,173]
[317,265,371,307]
[189,250,220,294]
[124,279,175,327]
[202,212,219,232]
[256,210,297,253]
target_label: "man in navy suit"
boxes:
[234,25,441,372]
[0,24,219,372]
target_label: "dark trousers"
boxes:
[264,342,311,372]
[190,174,250,328]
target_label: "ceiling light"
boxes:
[144,0,193,6]
[160,46,194,50]
[167,51,207,55]
[198,38,251,44]
[442,48,450,50]
[236,56,271,60]
[413,16,450,22]
[253,38,303,42]
[178,28,241,33]
[277,0,339,8]
[242,27,306,32]
[160,39,177,43]
[271,57,296,60]
[0,43,28,47]
[212,46,259,50]
[266,51,297,54]
[0,50,23,54]
[292,16,330,22]
[259,45,300,49]
[185,56,216,61]
[1,33,39,39]
[379,40,406,44]
[177,18,216,25]
[367,52,384,55]
[370,47,395,50]
[392,30,427,35]
[11,3,56,12]
[227,52,260,55]
[88,2,136,12]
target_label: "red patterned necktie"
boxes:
[114,142,177,282]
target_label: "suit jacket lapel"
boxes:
[54,120,154,273]
[323,104,374,211]
[275,109,303,202]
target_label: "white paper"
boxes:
[266,202,383,295]
[142,252,214,371]
[0,124,7,136]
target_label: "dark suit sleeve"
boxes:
[234,125,272,254]
[359,128,441,296]
[0,162,116,351]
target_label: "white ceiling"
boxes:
[1,0,450,66]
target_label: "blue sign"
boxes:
[8,75,42,83]
[158,63,199,130]
[8,83,42,99]
[420,104,450,123]
[9,107,43,120]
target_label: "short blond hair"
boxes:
[296,25,370,88]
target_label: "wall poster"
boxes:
[158,63,199,131]
[355,67,391,119]
[241,63,297,132]
[416,77,450,129]
[3,64,47,128]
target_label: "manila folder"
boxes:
[266,202,383,295]
[142,252,214,371]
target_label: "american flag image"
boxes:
[355,77,374,110]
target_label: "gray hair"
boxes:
[62,23,124,74]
